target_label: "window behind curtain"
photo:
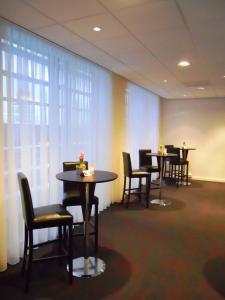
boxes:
[126,82,160,168]
[0,19,113,264]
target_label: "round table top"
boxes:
[181,147,196,150]
[56,170,118,184]
[147,152,177,157]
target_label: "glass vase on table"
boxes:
[76,151,86,175]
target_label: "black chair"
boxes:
[139,149,160,190]
[163,145,174,178]
[167,147,189,186]
[122,152,151,208]
[17,172,73,292]
[62,161,99,253]
[165,145,174,149]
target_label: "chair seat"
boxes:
[17,172,73,291]
[171,159,189,166]
[62,193,99,207]
[33,204,73,228]
[122,152,151,208]
[132,169,150,177]
[140,165,159,173]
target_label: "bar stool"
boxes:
[168,147,189,186]
[139,149,160,190]
[17,172,73,292]
[122,152,151,208]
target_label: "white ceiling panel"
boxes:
[190,19,225,63]
[177,0,225,25]
[23,0,106,22]
[90,52,134,75]
[93,34,142,55]
[98,0,150,11]
[139,28,192,60]
[34,24,87,49]
[34,24,112,64]
[205,62,225,80]
[1,0,225,99]
[114,1,184,35]
[63,13,128,41]
[0,0,54,29]
[214,87,225,98]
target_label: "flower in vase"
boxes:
[79,151,85,162]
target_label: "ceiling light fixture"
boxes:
[163,79,167,83]
[177,60,191,67]
[93,26,102,32]
[197,86,205,90]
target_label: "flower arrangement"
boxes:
[76,151,86,175]
[79,151,85,162]
[159,144,164,155]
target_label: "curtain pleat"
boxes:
[0,50,7,270]
[0,19,160,269]
[0,19,115,267]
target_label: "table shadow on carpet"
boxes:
[203,256,225,298]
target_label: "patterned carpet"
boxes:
[1,180,225,299]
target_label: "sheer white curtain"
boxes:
[0,19,113,268]
[125,82,160,168]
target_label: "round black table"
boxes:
[180,147,196,186]
[147,152,177,206]
[56,170,118,278]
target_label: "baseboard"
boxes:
[192,176,225,183]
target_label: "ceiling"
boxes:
[1,0,225,99]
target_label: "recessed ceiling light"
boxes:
[197,86,205,90]
[223,75,225,78]
[163,79,167,83]
[183,94,187,97]
[177,60,191,67]
[93,26,102,32]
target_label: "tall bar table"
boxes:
[56,170,118,277]
[147,152,177,206]
[180,147,196,186]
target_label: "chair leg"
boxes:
[145,176,150,208]
[168,163,172,183]
[186,162,189,185]
[126,178,131,208]
[58,226,63,264]
[94,203,99,254]
[63,225,67,241]
[122,177,126,204]
[25,230,33,293]
[139,177,141,189]
[68,224,73,285]
[171,164,174,183]
[21,225,28,277]
[138,178,142,202]
[181,164,184,185]
[176,165,180,187]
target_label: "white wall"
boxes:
[160,97,225,182]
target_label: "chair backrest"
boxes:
[167,147,180,164]
[17,173,34,228]
[122,152,132,177]
[139,149,152,167]
[165,145,174,149]
[63,161,88,193]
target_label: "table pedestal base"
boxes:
[150,199,171,206]
[182,181,191,186]
[68,256,106,277]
